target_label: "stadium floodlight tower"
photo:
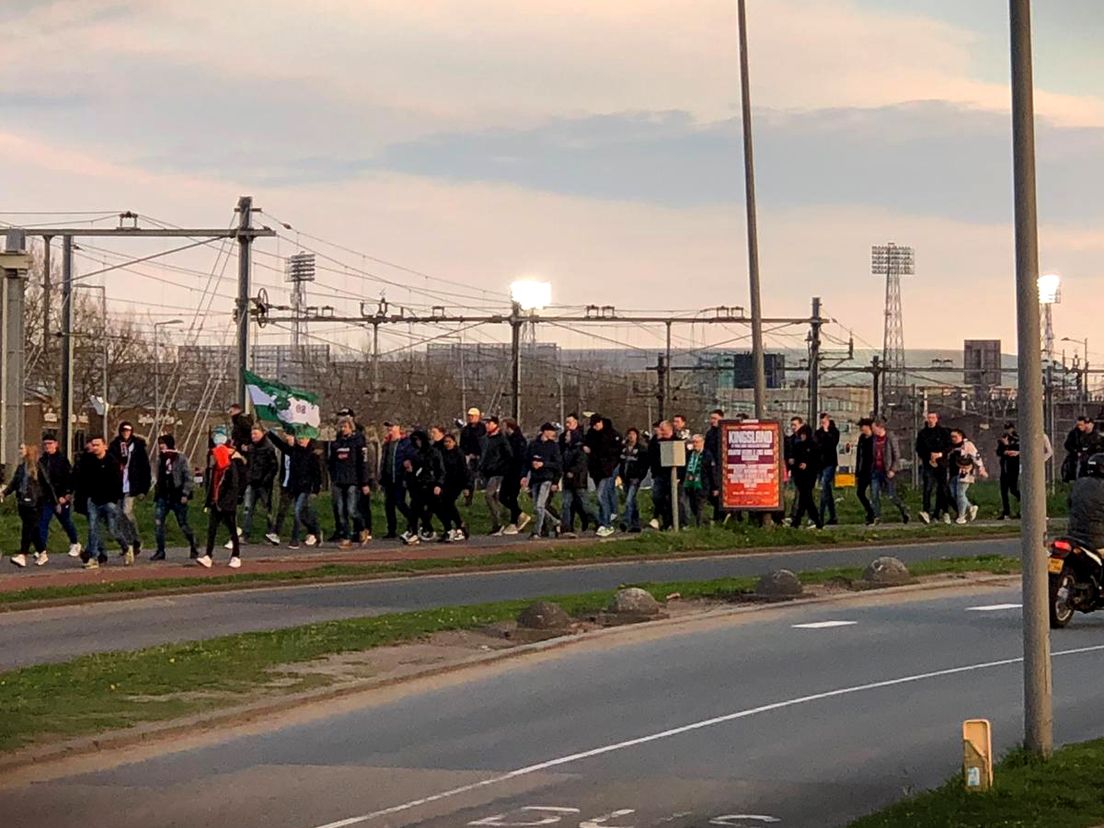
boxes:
[285,252,316,353]
[508,279,551,424]
[871,242,915,412]
[1038,273,1060,364]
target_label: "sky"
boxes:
[0,0,1101,360]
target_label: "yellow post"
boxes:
[963,719,994,792]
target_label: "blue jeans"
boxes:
[818,466,837,523]
[242,483,274,538]
[623,481,641,530]
[596,476,618,529]
[292,492,320,543]
[871,471,907,520]
[153,497,197,554]
[87,502,132,557]
[560,487,596,532]
[331,484,361,540]
[38,502,79,547]
[651,474,671,529]
[951,477,972,518]
[529,481,559,536]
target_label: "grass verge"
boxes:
[0,523,1020,608]
[849,743,1104,827]
[0,554,1018,754]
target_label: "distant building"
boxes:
[964,340,1003,397]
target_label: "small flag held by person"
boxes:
[244,371,321,437]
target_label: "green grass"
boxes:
[0,480,1069,558]
[849,743,1104,827]
[0,555,1020,754]
[0,521,1020,608]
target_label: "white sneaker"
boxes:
[195,554,213,568]
[418,529,435,542]
[403,532,421,546]
[517,513,532,532]
[304,534,318,547]
[919,511,931,525]
[82,557,99,570]
[264,532,280,545]
[228,556,242,569]
[596,526,614,538]
[34,552,49,567]
[955,516,968,525]
[224,539,234,550]
[236,526,243,537]
[68,543,82,558]
[123,548,135,566]
[493,526,506,537]
[502,524,519,536]
[10,553,27,568]
[943,514,952,525]
[968,504,979,522]
[649,518,660,530]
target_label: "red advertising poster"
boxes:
[720,419,783,511]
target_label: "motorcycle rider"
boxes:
[1067,453,1104,551]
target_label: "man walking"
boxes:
[997,421,1021,520]
[559,415,595,537]
[75,436,137,569]
[524,422,562,539]
[584,413,622,537]
[1063,416,1104,481]
[814,412,840,526]
[151,434,198,560]
[915,411,952,524]
[108,421,149,556]
[872,419,910,524]
[459,407,486,507]
[39,431,82,558]
[379,422,414,539]
[328,415,369,549]
[241,424,278,545]
[479,416,513,535]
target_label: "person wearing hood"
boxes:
[524,423,563,539]
[1,442,54,568]
[267,428,323,549]
[108,421,150,556]
[38,431,82,559]
[433,427,470,542]
[151,434,198,560]
[559,415,596,537]
[197,427,247,568]
[583,413,622,537]
[789,424,823,530]
[402,429,445,545]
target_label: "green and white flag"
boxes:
[244,370,321,437]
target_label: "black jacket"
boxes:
[480,430,513,478]
[328,431,368,487]
[584,420,622,481]
[108,435,151,497]
[380,436,415,487]
[205,451,247,512]
[790,438,821,486]
[619,441,648,484]
[915,424,953,468]
[40,451,73,504]
[814,422,840,469]
[268,431,322,495]
[647,436,666,477]
[997,432,1021,476]
[507,429,528,476]
[2,461,51,508]
[526,438,562,486]
[245,436,278,488]
[560,429,589,491]
[155,449,194,501]
[437,442,471,493]
[855,433,874,480]
[684,449,720,494]
[1068,476,1104,550]
[406,433,445,493]
[459,421,486,458]
[1064,427,1104,479]
[705,425,722,465]
[75,451,125,507]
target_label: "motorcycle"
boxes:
[1048,536,1104,628]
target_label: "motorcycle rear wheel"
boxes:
[1049,570,1075,629]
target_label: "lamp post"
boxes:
[153,319,184,439]
[508,280,551,426]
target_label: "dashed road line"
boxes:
[792,621,857,629]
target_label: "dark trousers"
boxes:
[154,498,197,554]
[437,489,464,532]
[794,478,822,528]
[651,475,671,529]
[687,488,707,527]
[408,489,435,535]
[18,504,47,554]
[384,483,412,536]
[500,475,522,524]
[856,476,875,522]
[921,465,951,517]
[359,490,373,535]
[205,509,240,557]
[38,502,79,547]
[273,487,294,536]
[1001,467,1021,517]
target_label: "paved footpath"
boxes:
[0,536,1018,669]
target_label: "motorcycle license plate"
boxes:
[1048,557,1065,574]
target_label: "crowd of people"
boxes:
[3,401,1103,571]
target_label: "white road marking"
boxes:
[965,603,1022,612]
[307,643,1104,828]
[791,621,857,629]
[710,818,781,826]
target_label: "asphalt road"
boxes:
[0,537,1017,669]
[4,581,1103,828]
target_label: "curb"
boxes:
[0,532,1025,613]
[0,571,1018,779]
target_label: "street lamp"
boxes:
[153,319,184,439]
[508,280,551,425]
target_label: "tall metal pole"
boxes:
[60,235,74,458]
[236,195,253,409]
[1010,0,1052,759]
[664,320,673,415]
[871,354,881,418]
[154,322,160,441]
[510,301,522,423]
[807,296,822,424]
[42,235,52,368]
[737,0,767,419]
[371,321,381,404]
[100,287,109,435]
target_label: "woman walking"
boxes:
[196,429,247,569]
[789,424,823,530]
[948,429,987,524]
[2,443,54,567]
